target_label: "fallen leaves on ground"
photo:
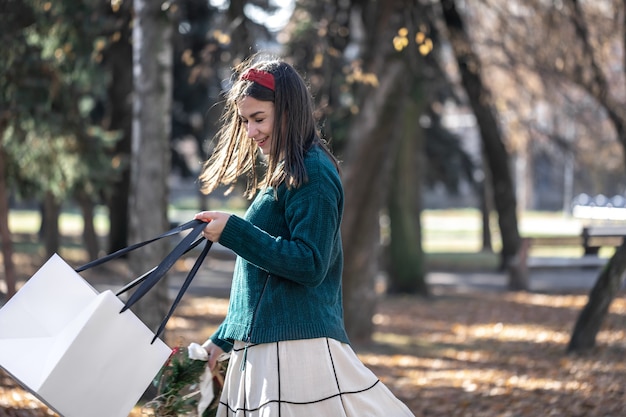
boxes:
[1,282,625,416]
[358,289,626,417]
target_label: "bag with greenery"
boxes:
[144,343,229,417]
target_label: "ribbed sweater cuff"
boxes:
[210,335,234,353]
[218,214,246,250]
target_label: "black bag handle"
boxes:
[114,234,205,297]
[151,239,212,343]
[119,220,207,309]
[75,219,204,272]
[75,219,211,343]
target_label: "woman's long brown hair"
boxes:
[199,56,339,199]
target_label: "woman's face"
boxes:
[238,96,275,155]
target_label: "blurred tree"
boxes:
[464,0,626,351]
[127,0,174,332]
[0,0,36,298]
[284,0,416,340]
[385,2,476,295]
[282,0,479,338]
[386,79,429,295]
[100,0,222,251]
[0,0,117,276]
[99,0,133,253]
[225,0,276,61]
[569,242,626,352]
[101,0,272,245]
[563,0,626,352]
[440,0,525,290]
[546,0,626,352]
[99,0,279,333]
[171,0,220,177]
[464,0,623,205]
[0,122,16,299]
[385,4,435,296]
[281,0,355,151]
[338,0,428,340]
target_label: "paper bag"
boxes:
[0,254,172,417]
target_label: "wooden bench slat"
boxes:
[523,225,625,269]
[584,226,626,237]
[527,236,582,246]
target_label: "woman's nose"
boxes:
[246,123,257,138]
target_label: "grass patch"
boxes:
[6,208,614,272]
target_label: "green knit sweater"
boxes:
[210,145,350,352]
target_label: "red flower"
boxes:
[163,347,179,367]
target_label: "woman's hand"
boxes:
[194,211,231,242]
[202,340,225,371]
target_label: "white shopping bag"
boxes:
[0,253,172,417]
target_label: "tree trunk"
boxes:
[386,83,429,296]
[76,188,99,261]
[561,1,626,346]
[42,191,61,258]
[568,241,626,352]
[104,3,133,254]
[227,0,255,60]
[129,0,173,333]
[440,0,525,289]
[342,59,408,342]
[0,143,16,299]
[108,168,131,254]
[342,0,418,342]
[479,150,493,252]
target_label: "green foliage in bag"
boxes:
[144,346,228,417]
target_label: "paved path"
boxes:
[427,267,604,293]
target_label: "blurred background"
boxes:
[2,0,626,334]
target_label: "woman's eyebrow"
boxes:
[239,110,265,119]
[248,111,265,118]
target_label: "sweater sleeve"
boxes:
[209,323,234,353]
[218,157,342,287]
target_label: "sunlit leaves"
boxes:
[92,36,107,60]
[311,52,324,69]
[345,67,379,87]
[393,27,410,51]
[364,290,626,416]
[393,27,433,56]
[110,0,123,13]
[2,262,625,417]
[416,31,433,56]
[212,29,231,46]
[181,49,195,66]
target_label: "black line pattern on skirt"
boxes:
[242,345,247,417]
[276,341,282,417]
[232,343,260,352]
[326,337,348,413]
[220,380,381,413]
[220,339,381,414]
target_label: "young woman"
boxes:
[194,56,414,417]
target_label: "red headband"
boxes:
[241,68,275,91]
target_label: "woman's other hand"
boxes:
[201,340,225,371]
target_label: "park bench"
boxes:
[581,225,626,255]
[523,225,626,269]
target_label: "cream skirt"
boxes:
[216,337,415,417]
